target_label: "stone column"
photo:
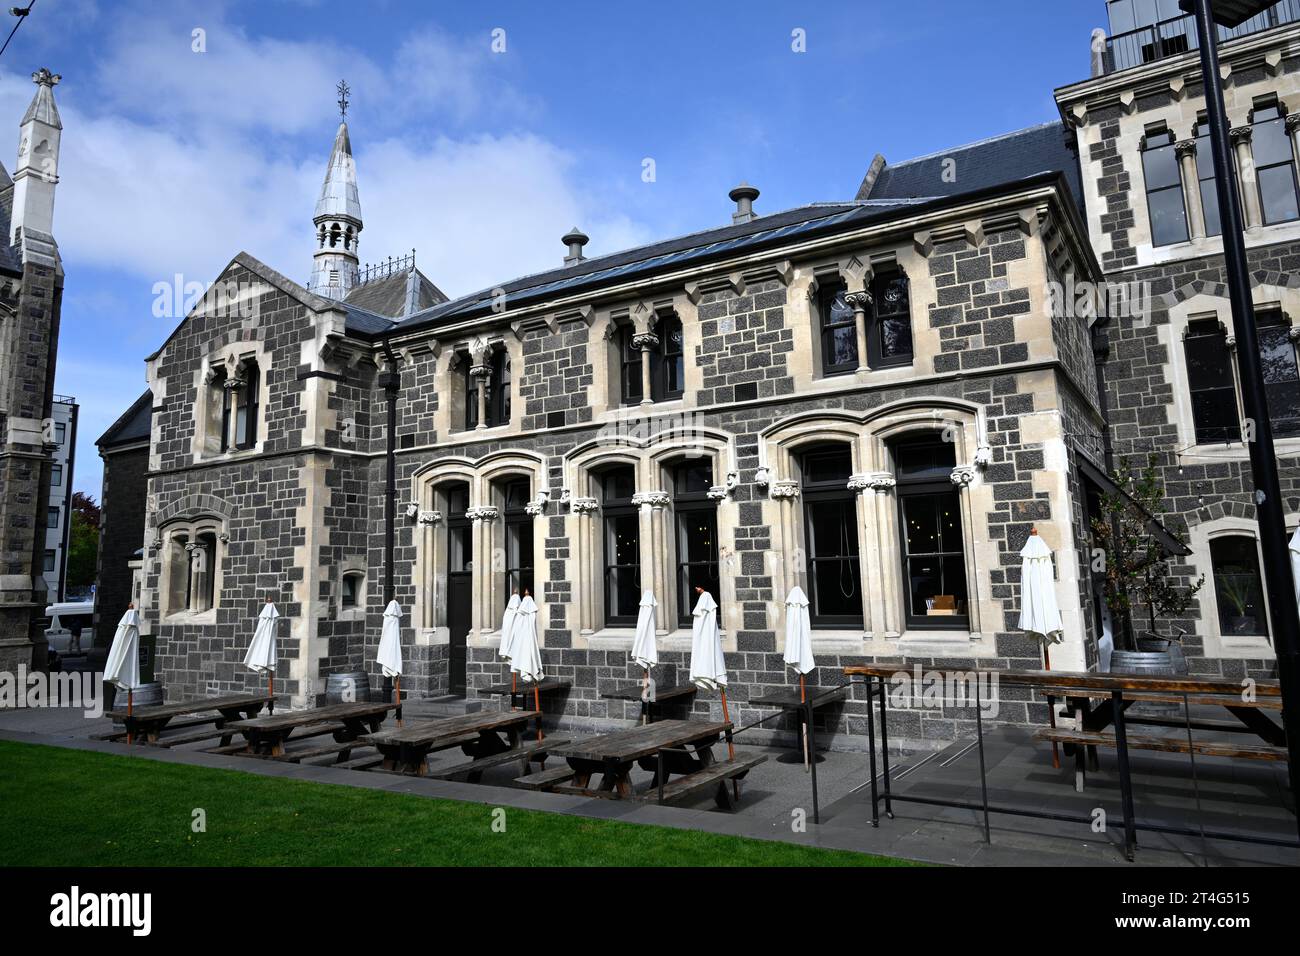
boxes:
[634,491,671,633]
[631,330,659,407]
[770,480,801,600]
[1288,113,1300,186]
[949,466,980,634]
[865,474,899,636]
[470,362,490,430]
[571,497,599,633]
[1230,126,1263,231]
[467,506,498,636]
[844,288,872,376]
[848,474,878,636]
[417,510,442,629]
[1175,139,1206,241]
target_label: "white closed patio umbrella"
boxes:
[498,592,522,662]
[783,587,815,768]
[378,599,404,725]
[689,589,735,759]
[103,605,141,743]
[1018,529,1064,767]
[243,598,280,712]
[509,593,544,740]
[630,590,659,724]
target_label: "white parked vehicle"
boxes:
[44,601,95,657]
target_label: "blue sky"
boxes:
[0,0,1104,499]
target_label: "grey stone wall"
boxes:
[93,444,148,649]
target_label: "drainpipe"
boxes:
[1090,319,1135,652]
[379,336,401,605]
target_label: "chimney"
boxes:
[562,227,589,265]
[10,67,63,255]
[729,182,759,224]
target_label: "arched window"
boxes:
[501,477,534,597]
[817,280,857,375]
[894,437,968,630]
[673,460,719,626]
[800,444,862,626]
[462,354,478,430]
[1184,319,1240,444]
[600,464,639,626]
[619,327,642,404]
[162,522,223,617]
[868,268,913,367]
[1210,536,1268,640]
[341,570,365,610]
[650,314,684,401]
[234,359,260,449]
[444,481,472,694]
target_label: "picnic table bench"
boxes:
[362,710,543,776]
[104,693,276,745]
[224,701,394,758]
[547,719,763,808]
[481,677,571,710]
[600,681,697,722]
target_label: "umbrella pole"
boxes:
[800,674,810,772]
[395,675,403,728]
[126,687,133,746]
[720,687,739,801]
[511,671,517,711]
[268,671,275,715]
[534,685,542,741]
[1043,643,1060,769]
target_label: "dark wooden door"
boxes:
[447,572,471,695]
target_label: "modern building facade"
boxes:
[43,393,77,601]
[0,68,65,674]
[111,3,1300,747]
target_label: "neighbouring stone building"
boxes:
[106,2,1300,748]
[0,68,65,675]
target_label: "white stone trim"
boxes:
[1187,515,1278,660]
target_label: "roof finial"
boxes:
[336,78,351,120]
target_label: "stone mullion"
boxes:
[1287,113,1300,186]
[1175,139,1206,241]
[867,476,901,637]
[949,468,981,637]
[845,289,872,377]
[771,481,801,602]
[1230,126,1263,231]
[571,498,599,633]
[849,475,880,637]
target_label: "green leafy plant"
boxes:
[1090,456,1204,650]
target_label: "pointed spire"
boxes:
[22,68,62,130]
[308,80,363,299]
[10,67,64,257]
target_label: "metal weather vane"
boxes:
[336,79,351,120]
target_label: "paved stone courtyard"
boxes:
[1,702,1293,867]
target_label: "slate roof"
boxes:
[97,390,153,449]
[860,121,1085,218]
[367,168,1078,340]
[343,268,447,319]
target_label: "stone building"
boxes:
[0,68,65,674]
[115,2,1300,747]
[43,393,77,601]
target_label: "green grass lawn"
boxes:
[0,740,911,867]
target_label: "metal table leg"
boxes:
[1112,690,1138,861]
[864,678,880,827]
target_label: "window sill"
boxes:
[164,609,217,625]
[896,629,973,653]
[1183,437,1300,461]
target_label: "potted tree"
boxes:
[1090,456,1204,674]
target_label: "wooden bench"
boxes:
[1035,726,1288,791]
[201,721,347,756]
[106,693,276,744]
[512,766,575,791]
[362,712,540,776]
[643,752,767,808]
[427,737,570,782]
[334,752,386,771]
[274,739,378,764]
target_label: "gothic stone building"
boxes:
[0,69,65,675]
[129,3,1300,747]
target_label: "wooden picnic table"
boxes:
[225,701,394,757]
[600,681,697,722]
[361,710,542,776]
[1040,684,1286,747]
[104,692,276,745]
[482,677,571,710]
[549,719,742,802]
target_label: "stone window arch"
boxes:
[159,516,226,621]
[194,342,271,461]
[1188,515,1277,660]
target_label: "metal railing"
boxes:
[1105,0,1300,74]
[356,249,415,287]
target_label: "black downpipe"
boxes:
[1090,322,1135,651]
[379,337,400,605]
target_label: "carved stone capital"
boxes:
[1174,138,1197,158]
[1229,125,1253,144]
[866,474,896,493]
[1287,325,1300,344]
[417,509,442,526]
[950,465,977,488]
[1224,333,1237,350]
[630,332,660,351]
[632,490,670,508]
[847,473,873,492]
[974,444,992,467]
[571,496,600,514]
[706,486,729,501]
[469,364,491,380]
[770,479,800,500]
[1287,113,1300,134]
[843,290,873,312]
[466,506,499,522]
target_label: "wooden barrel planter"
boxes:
[108,682,164,721]
[1110,648,1179,715]
[325,671,372,704]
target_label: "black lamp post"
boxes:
[1180,0,1300,841]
